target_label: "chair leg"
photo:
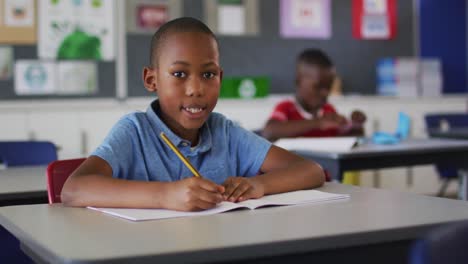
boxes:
[437,178,450,197]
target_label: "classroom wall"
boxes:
[6,0,466,99]
[0,46,117,100]
[2,0,466,99]
[127,0,415,96]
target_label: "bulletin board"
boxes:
[126,0,415,96]
[0,0,116,100]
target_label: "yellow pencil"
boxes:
[160,132,202,178]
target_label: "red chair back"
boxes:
[46,158,86,204]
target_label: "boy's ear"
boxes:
[142,66,157,92]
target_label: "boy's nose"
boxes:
[185,79,203,97]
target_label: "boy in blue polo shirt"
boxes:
[62,17,325,211]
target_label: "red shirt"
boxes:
[269,99,340,137]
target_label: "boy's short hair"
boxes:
[149,17,218,66]
[297,49,333,68]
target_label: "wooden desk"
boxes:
[295,138,468,199]
[0,166,47,206]
[2,183,468,264]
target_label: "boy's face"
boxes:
[143,32,222,138]
[295,63,335,113]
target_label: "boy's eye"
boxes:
[203,72,215,79]
[203,72,214,79]
[172,71,186,78]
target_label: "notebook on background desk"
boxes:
[88,189,349,221]
[274,137,360,152]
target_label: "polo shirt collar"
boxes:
[146,100,212,153]
[294,99,324,119]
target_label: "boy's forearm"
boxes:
[62,174,170,208]
[253,160,325,195]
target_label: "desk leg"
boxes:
[328,164,344,182]
[460,170,468,201]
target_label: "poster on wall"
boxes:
[0,46,13,80]
[57,61,98,95]
[126,0,182,34]
[280,0,331,39]
[352,0,396,39]
[38,0,115,60]
[4,0,34,27]
[204,0,259,36]
[217,0,245,35]
[0,0,36,44]
[14,60,57,95]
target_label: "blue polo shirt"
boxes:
[91,100,272,184]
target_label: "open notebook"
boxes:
[274,137,359,152]
[88,190,349,221]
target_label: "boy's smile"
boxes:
[143,31,222,144]
[181,102,207,119]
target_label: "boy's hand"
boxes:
[318,113,347,130]
[351,110,367,124]
[165,177,224,211]
[222,177,265,202]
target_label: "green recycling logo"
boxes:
[238,79,256,98]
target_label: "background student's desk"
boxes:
[2,184,468,264]
[294,138,468,200]
[0,166,47,206]
[428,128,468,140]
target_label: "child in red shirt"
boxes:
[262,49,366,142]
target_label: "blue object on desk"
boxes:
[372,132,400,144]
[372,112,411,144]
[0,141,57,167]
[409,220,468,264]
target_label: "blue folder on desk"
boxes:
[372,112,411,144]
